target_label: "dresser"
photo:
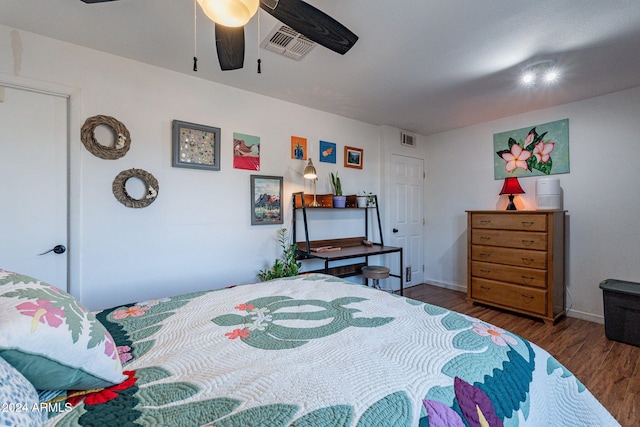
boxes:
[466,210,566,324]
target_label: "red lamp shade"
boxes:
[499,177,525,195]
[499,177,524,210]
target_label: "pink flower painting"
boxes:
[494,119,569,178]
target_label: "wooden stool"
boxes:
[361,265,390,291]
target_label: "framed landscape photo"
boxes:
[344,146,363,169]
[172,120,221,170]
[250,175,283,225]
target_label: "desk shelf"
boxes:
[292,192,403,295]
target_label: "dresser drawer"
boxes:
[472,229,547,250]
[471,261,546,288]
[471,213,547,231]
[471,245,547,269]
[470,278,547,315]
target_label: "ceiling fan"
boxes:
[80,0,359,71]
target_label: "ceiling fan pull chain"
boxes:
[257,11,261,74]
[193,0,198,72]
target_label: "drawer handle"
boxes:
[480,220,491,225]
[521,275,535,282]
[521,240,535,246]
[521,221,534,227]
[479,253,491,259]
[480,269,492,273]
[480,237,491,241]
[480,286,491,290]
[521,294,535,299]
[521,257,534,265]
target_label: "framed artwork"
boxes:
[494,118,569,179]
[251,175,283,225]
[234,132,260,171]
[172,120,220,170]
[291,136,307,160]
[319,140,336,163]
[344,146,363,169]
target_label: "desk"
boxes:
[296,237,404,295]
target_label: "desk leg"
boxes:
[399,248,404,296]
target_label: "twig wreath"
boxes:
[112,168,159,208]
[81,115,131,160]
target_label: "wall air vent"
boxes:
[401,132,416,147]
[261,25,316,60]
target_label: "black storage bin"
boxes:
[599,279,640,347]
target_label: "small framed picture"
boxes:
[172,120,221,170]
[320,140,336,163]
[291,136,307,160]
[250,175,283,225]
[344,146,363,169]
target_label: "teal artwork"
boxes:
[319,140,337,163]
[493,118,569,179]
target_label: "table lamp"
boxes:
[500,177,525,210]
[303,158,320,207]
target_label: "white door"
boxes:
[0,85,69,289]
[388,154,424,289]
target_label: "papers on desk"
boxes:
[310,246,341,253]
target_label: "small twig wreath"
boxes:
[81,115,131,160]
[112,168,159,208]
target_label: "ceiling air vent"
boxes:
[261,25,316,60]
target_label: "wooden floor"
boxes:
[402,283,640,427]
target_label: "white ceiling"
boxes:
[2,0,640,136]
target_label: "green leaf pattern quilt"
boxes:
[43,274,618,426]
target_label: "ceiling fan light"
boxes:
[197,0,260,27]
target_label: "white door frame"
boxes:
[1,74,82,297]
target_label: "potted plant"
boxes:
[258,228,302,281]
[365,192,376,207]
[358,191,376,208]
[330,172,346,208]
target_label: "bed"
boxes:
[0,269,619,426]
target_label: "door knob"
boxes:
[392,228,399,233]
[38,245,66,256]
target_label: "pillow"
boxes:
[0,269,126,390]
[0,356,45,427]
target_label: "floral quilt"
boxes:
[43,274,618,426]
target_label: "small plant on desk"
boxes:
[330,172,343,196]
[363,191,376,207]
[258,228,302,281]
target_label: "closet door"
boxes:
[0,85,69,289]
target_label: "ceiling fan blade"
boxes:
[260,0,358,55]
[215,24,245,71]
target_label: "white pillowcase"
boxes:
[0,269,126,390]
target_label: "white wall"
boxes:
[422,86,640,322]
[0,25,382,310]
[4,25,639,322]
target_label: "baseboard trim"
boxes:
[420,279,605,324]
[566,308,605,324]
[422,279,466,293]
